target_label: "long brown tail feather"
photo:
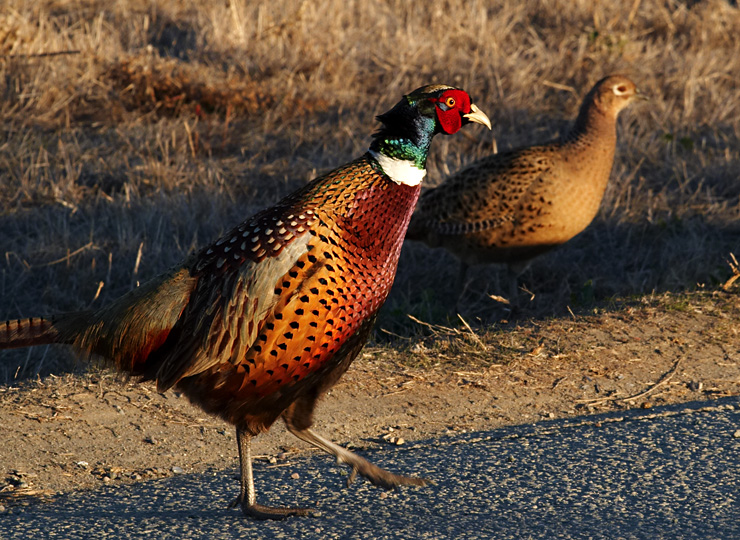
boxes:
[1,267,196,380]
[1,316,65,349]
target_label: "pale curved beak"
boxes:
[464,103,492,130]
[635,87,650,101]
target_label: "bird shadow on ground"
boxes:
[384,215,740,332]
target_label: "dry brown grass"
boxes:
[1,0,739,381]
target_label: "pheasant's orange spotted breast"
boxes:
[176,156,421,430]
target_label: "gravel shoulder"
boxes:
[1,291,738,506]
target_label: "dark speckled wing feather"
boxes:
[154,225,315,390]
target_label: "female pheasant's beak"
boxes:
[463,104,492,130]
[634,87,650,101]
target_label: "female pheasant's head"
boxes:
[370,85,491,186]
[584,74,648,120]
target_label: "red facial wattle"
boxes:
[434,89,472,135]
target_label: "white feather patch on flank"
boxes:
[370,150,426,186]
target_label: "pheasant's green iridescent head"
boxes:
[370,85,491,185]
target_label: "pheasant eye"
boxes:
[444,96,456,108]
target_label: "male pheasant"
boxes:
[406,74,646,305]
[0,85,490,519]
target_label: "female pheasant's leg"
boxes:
[230,428,314,520]
[284,422,429,489]
[454,261,470,312]
[507,260,534,310]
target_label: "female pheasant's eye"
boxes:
[445,97,456,108]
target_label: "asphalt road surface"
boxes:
[2,397,738,540]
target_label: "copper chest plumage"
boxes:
[169,155,420,430]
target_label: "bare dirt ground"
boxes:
[1,291,738,509]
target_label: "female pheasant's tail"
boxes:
[1,314,88,349]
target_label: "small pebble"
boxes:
[291,473,300,480]
[733,430,740,439]
[172,466,184,474]
[76,461,89,469]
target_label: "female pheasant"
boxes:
[406,74,646,305]
[0,85,490,519]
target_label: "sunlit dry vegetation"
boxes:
[1,0,739,380]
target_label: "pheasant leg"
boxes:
[229,428,314,520]
[505,264,520,309]
[285,423,429,489]
[454,261,470,313]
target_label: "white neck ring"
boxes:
[369,150,426,187]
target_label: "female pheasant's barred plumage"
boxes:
[0,84,490,520]
[406,74,646,304]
